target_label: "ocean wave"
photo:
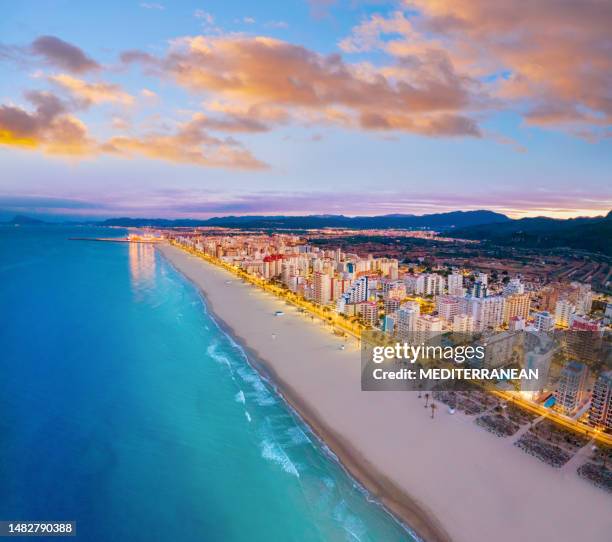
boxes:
[245,411,252,423]
[333,501,366,542]
[260,439,300,478]
[237,367,276,406]
[206,343,232,370]
[286,426,311,446]
[235,390,245,404]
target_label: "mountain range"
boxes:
[448,211,612,255]
[4,210,611,255]
[99,210,509,229]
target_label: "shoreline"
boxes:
[158,245,447,542]
[157,243,611,542]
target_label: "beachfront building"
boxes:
[313,271,332,306]
[554,361,589,416]
[588,371,612,430]
[343,276,368,304]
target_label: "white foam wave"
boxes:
[287,426,311,446]
[206,343,232,370]
[333,501,366,542]
[235,390,245,404]
[237,367,276,406]
[260,439,300,478]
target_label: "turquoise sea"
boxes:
[0,226,413,541]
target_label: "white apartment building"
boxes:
[554,299,575,328]
[452,313,474,333]
[395,301,420,341]
[416,273,445,296]
[470,296,505,331]
[447,273,465,296]
[533,311,555,333]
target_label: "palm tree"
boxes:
[431,402,437,419]
[424,393,430,408]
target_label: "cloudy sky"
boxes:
[0,0,610,220]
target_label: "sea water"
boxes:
[0,226,414,541]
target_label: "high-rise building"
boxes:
[588,371,612,430]
[383,298,401,316]
[533,311,555,333]
[416,273,445,296]
[471,280,487,298]
[396,301,420,341]
[341,276,368,304]
[554,361,589,415]
[554,299,575,328]
[452,313,474,333]
[313,271,331,305]
[414,315,443,345]
[359,301,379,327]
[503,292,531,324]
[565,316,603,364]
[447,273,465,296]
[480,331,518,369]
[436,295,460,323]
[571,282,593,315]
[470,296,505,331]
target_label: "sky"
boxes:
[0,0,610,221]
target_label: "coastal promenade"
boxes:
[159,242,612,542]
[172,241,366,340]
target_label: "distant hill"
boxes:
[5,215,47,225]
[448,211,612,255]
[102,210,510,230]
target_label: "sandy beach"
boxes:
[159,243,611,542]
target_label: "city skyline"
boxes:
[1,1,611,220]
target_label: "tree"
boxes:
[424,393,430,408]
[431,402,437,419]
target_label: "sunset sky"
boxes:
[1,0,610,220]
